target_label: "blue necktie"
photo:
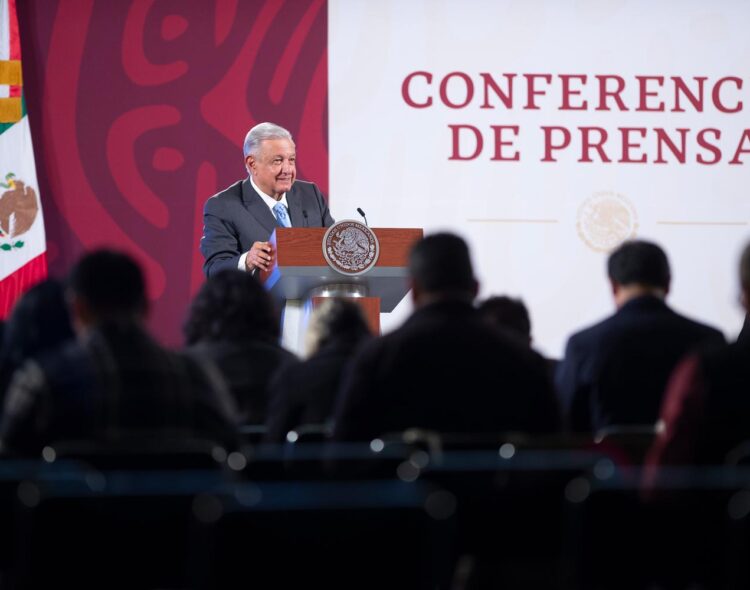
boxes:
[273,202,291,228]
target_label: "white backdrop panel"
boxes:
[328,0,750,357]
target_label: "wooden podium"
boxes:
[259,227,423,340]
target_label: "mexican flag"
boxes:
[0,0,46,318]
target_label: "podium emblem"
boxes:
[323,220,380,275]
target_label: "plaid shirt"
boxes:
[0,321,240,454]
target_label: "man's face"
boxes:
[246,138,296,199]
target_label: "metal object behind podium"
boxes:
[265,266,409,312]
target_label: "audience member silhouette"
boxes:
[0,250,239,454]
[478,295,559,379]
[555,240,724,434]
[0,280,74,403]
[264,299,371,442]
[184,270,296,425]
[333,233,560,441]
[477,296,532,346]
[644,242,750,472]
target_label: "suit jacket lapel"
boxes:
[286,185,305,227]
[241,177,277,235]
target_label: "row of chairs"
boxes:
[1,429,749,589]
[243,423,660,462]
[14,472,451,589]
[565,467,750,589]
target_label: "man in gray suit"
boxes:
[201,122,334,277]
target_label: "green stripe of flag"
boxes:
[0,93,26,135]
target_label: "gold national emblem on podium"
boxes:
[577,191,638,252]
[323,220,380,275]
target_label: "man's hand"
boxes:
[245,241,274,272]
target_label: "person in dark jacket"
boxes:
[184,270,296,425]
[478,294,559,381]
[0,280,74,404]
[645,242,750,475]
[265,299,371,442]
[333,233,560,441]
[556,240,724,434]
[1,251,239,454]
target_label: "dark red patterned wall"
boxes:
[17,0,328,345]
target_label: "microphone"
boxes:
[302,210,309,227]
[356,207,369,226]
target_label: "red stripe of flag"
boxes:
[8,0,20,59]
[0,252,48,319]
[8,0,21,98]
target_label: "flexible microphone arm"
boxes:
[356,207,369,227]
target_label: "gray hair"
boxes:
[243,122,294,158]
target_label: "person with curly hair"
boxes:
[184,270,297,425]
